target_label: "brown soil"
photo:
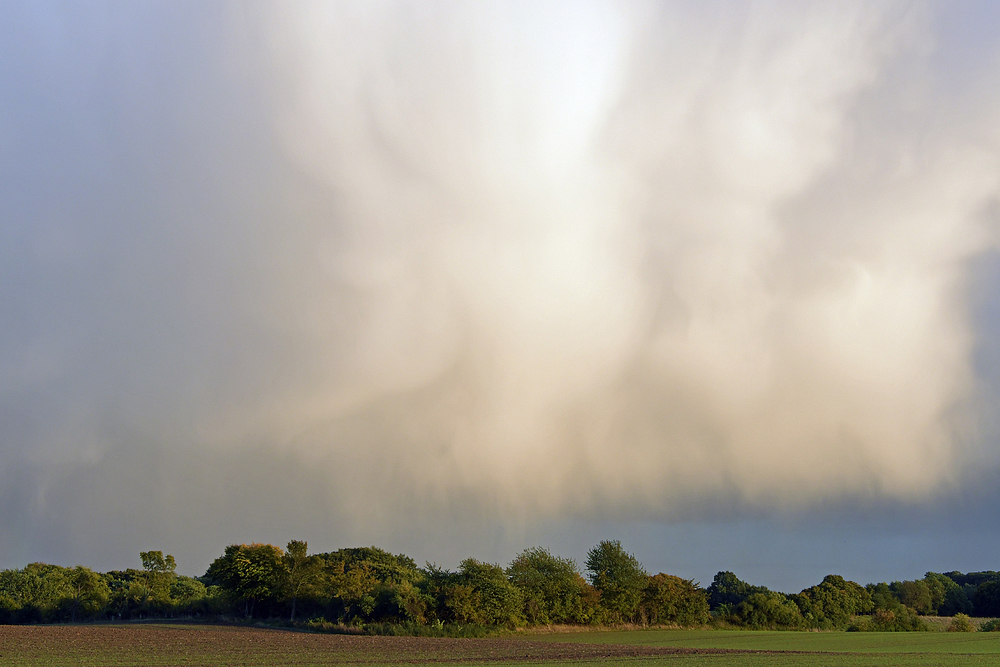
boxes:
[0,623,737,665]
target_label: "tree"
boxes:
[324,559,379,621]
[283,540,319,622]
[639,573,710,626]
[925,572,972,616]
[974,580,1000,617]
[169,576,208,612]
[14,563,72,622]
[317,547,420,586]
[138,550,177,610]
[455,558,523,626]
[65,566,110,622]
[507,547,592,624]
[794,575,872,628]
[316,547,425,623]
[585,540,647,623]
[891,579,932,615]
[738,591,803,629]
[205,544,285,618]
[706,571,767,613]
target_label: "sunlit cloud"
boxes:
[1,0,999,571]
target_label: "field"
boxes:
[3,623,1000,667]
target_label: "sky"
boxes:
[2,0,1000,593]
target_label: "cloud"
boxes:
[1,0,999,569]
[260,0,1000,513]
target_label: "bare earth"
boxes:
[1,623,738,666]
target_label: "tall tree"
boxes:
[507,547,592,624]
[66,566,109,622]
[283,540,319,622]
[205,544,285,618]
[139,550,177,608]
[585,540,647,623]
[706,571,767,610]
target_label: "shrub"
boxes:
[639,573,710,627]
[948,613,975,632]
[847,607,927,632]
[737,591,803,629]
[978,618,1000,632]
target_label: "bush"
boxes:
[978,618,1000,632]
[795,575,872,628]
[847,607,927,632]
[639,574,710,627]
[948,613,975,632]
[737,591,803,629]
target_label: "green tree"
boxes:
[738,591,803,629]
[794,575,872,628]
[891,579,932,615]
[507,547,592,625]
[15,563,72,622]
[283,540,320,622]
[169,576,208,612]
[706,571,767,612]
[974,580,1000,617]
[585,540,647,623]
[138,550,177,611]
[205,544,285,618]
[317,547,420,585]
[925,572,972,616]
[315,547,424,623]
[639,573,710,627]
[0,564,72,622]
[324,559,379,621]
[65,566,110,622]
[456,558,523,626]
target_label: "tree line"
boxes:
[2,540,1000,632]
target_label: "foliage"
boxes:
[312,546,425,624]
[978,617,1000,632]
[453,559,523,626]
[2,542,997,635]
[974,580,1000,618]
[891,579,932,615]
[924,572,973,616]
[585,540,647,623]
[794,575,872,629]
[848,606,927,632]
[64,566,110,622]
[507,547,595,625]
[316,547,420,586]
[283,540,321,622]
[737,591,803,629]
[0,563,72,622]
[707,571,768,610]
[639,573,710,626]
[204,543,285,618]
[948,613,975,632]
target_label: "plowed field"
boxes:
[0,623,730,666]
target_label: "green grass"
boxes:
[492,659,1000,667]
[535,628,1000,654]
